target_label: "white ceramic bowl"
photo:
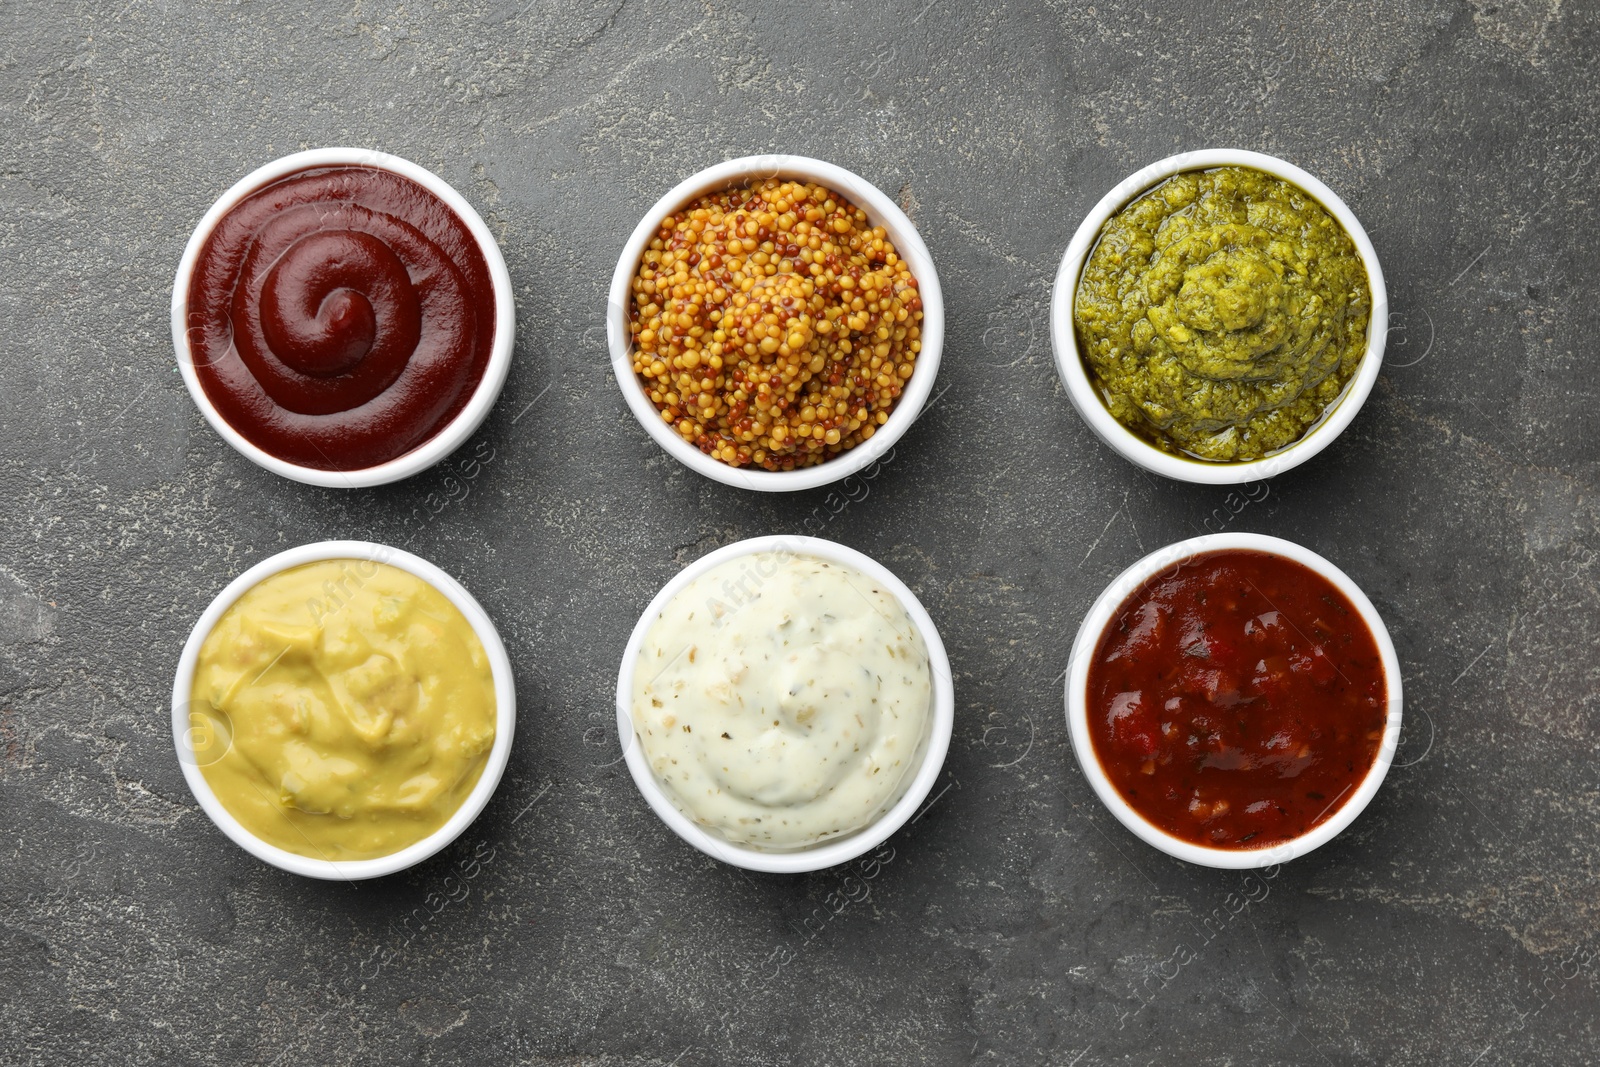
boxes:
[172,540,517,880]
[1064,532,1402,869]
[1050,149,1388,484]
[615,535,955,872]
[606,155,945,492]
[171,148,516,488]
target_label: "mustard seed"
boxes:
[629,178,923,471]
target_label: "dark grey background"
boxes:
[3,1,1597,1064]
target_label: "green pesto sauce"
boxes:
[1073,166,1372,463]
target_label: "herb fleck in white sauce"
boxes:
[631,552,932,850]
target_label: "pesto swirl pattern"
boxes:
[1074,167,1371,463]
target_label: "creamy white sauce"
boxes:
[631,552,932,851]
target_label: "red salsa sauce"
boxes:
[1087,549,1386,850]
[187,165,495,471]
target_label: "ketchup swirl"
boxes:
[187,165,495,471]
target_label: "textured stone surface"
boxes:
[2,1,1598,1064]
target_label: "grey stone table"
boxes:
[3,1,1596,1064]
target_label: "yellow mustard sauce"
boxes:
[189,559,496,861]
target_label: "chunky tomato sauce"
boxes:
[187,165,494,471]
[1087,549,1386,849]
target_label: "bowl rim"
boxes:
[1063,532,1403,870]
[614,534,955,872]
[1049,148,1389,485]
[170,539,518,881]
[605,154,945,493]
[170,147,516,489]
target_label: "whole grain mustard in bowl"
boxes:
[1050,149,1388,484]
[172,541,517,880]
[607,156,945,492]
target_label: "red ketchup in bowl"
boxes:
[186,165,495,471]
[1086,549,1387,850]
